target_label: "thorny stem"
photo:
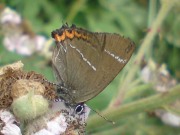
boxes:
[109,0,177,108]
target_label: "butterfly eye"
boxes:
[75,104,84,115]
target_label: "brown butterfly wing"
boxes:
[52,32,135,103]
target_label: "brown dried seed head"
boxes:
[0,61,57,108]
[11,79,45,99]
[0,61,23,77]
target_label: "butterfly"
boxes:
[51,24,135,114]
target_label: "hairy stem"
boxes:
[87,84,180,131]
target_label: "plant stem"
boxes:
[135,0,175,65]
[66,0,86,22]
[147,0,158,57]
[148,0,158,27]
[87,84,180,131]
[109,0,177,107]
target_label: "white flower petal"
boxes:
[3,37,16,51]
[161,112,180,127]
[141,66,152,83]
[0,110,16,124]
[1,124,22,135]
[34,129,53,135]
[35,36,46,51]
[47,114,67,134]
[0,8,21,24]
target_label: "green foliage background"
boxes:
[0,0,180,134]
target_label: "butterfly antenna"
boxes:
[89,107,115,125]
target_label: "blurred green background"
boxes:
[0,0,180,134]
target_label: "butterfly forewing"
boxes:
[52,26,135,104]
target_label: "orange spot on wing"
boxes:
[54,34,61,42]
[82,33,88,40]
[60,32,66,41]
[74,31,81,38]
[54,32,66,42]
[65,30,74,39]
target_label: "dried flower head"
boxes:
[0,61,58,122]
[0,61,57,109]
